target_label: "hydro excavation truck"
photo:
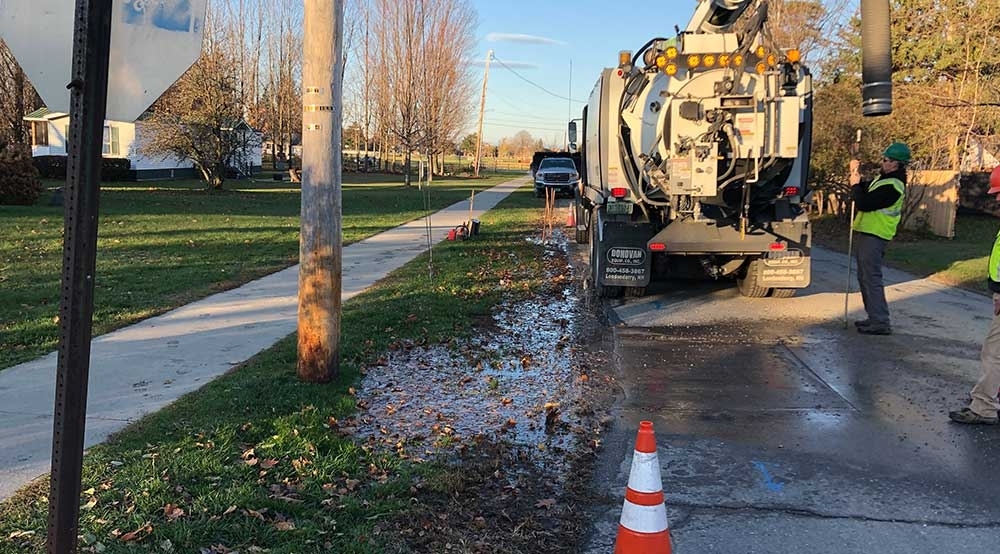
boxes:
[570,0,814,298]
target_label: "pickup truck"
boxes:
[532,155,581,198]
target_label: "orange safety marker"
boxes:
[614,420,672,554]
[566,210,576,228]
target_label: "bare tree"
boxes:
[139,11,256,189]
[767,0,851,59]
[371,0,476,185]
[415,0,476,182]
[373,0,422,185]
[0,39,40,146]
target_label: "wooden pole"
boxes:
[473,49,492,178]
[297,0,344,382]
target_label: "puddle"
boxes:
[354,230,593,471]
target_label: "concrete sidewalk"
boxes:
[0,177,527,501]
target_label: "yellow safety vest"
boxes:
[852,177,905,241]
[989,228,1000,283]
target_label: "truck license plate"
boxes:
[606,201,633,215]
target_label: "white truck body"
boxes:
[574,0,813,298]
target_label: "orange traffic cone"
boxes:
[614,420,671,554]
[566,210,576,228]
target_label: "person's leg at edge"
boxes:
[969,311,1000,419]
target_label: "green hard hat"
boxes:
[883,142,911,163]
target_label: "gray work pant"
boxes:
[855,232,890,327]
[970,306,1000,418]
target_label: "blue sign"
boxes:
[122,0,202,33]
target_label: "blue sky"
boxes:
[468,0,690,148]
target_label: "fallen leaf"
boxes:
[222,505,237,516]
[260,458,278,469]
[163,504,185,521]
[535,498,557,509]
[246,508,267,521]
[8,530,35,539]
[119,521,153,542]
[274,520,296,531]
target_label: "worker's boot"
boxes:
[857,324,892,335]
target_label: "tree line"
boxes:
[4,1,997,190]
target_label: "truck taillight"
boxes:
[769,241,787,251]
[783,186,799,196]
[610,187,629,199]
[649,242,666,252]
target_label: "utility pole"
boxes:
[298,0,344,383]
[47,1,113,552]
[473,49,492,178]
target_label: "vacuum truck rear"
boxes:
[570,0,813,298]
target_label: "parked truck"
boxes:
[570,0,814,298]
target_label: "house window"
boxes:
[32,121,48,146]
[103,125,120,155]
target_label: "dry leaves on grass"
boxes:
[118,521,153,542]
[163,503,185,521]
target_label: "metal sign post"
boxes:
[47,1,113,552]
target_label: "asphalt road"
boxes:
[572,235,1000,553]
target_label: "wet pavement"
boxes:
[576,242,1000,552]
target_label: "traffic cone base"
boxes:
[614,421,672,554]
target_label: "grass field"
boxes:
[0,187,548,554]
[812,211,998,292]
[0,173,520,370]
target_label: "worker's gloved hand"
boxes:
[992,293,1000,316]
[849,159,862,185]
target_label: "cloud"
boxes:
[486,33,565,46]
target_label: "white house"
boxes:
[24,108,262,180]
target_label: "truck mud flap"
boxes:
[757,250,811,288]
[595,220,653,287]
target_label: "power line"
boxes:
[491,54,586,104]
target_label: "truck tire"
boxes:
[737,259,771,298]
[771,288,797,298]
[574,191,589,244]
[590,210,621,298]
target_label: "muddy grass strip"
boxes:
[0,188,605,554]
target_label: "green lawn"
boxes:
[0,188,549,554]
[0,174,517,370]
[812,211,998,292]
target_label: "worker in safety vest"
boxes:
[850,142,909,335]
[949,166,1000,425]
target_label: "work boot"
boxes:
[948,407,999,425]
[854,319,873,328]
[857,325,892,335]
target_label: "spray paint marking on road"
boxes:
[751,460,784,492]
